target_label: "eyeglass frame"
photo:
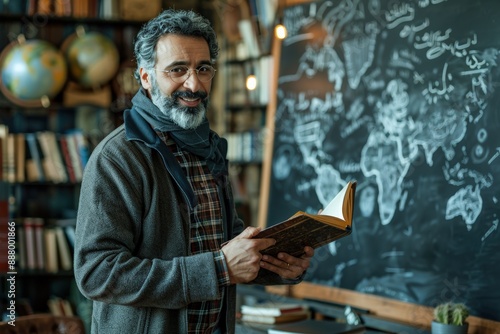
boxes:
[153,64,217,83]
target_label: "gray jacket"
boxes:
[74,107,299,333]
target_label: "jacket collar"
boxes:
[124,107,197,210]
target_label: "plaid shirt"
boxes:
[160,132,230,334]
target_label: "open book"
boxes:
[254,181,357,257]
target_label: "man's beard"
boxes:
[150,81,208,129]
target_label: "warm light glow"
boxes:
[275,24,287,39]
[246,74,257,90]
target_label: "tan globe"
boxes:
[63,32,119,88]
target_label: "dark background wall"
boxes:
[266,0,500,321]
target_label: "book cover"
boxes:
[255,181,357,257]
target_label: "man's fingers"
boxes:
[233,226,261,240]
[254,237,276,251]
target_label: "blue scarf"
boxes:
[132,88,228,177]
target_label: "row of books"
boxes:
[0,0,161,21]
[0,125,89,184]
[12,217,75,273]
[226,130,264,163]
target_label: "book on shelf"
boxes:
[55,226,73,271]
[15,133,26,183]
[23,217,45,270]
[37,131,68,183]
[25,132,46,182]
[44,228,58,273]
[0,124,8,181]
[59,134,77,183]
[254,181,357,257]
[267,319,365,334]
[33,218,45,270]
[6,133,16,183]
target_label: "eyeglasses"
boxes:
[156,65,217,83]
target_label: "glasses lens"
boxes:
[168,66,189,82]
[197,65,215,82]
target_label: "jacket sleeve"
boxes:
[222,171,304,286]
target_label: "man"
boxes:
[74,9,314,334]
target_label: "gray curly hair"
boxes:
[133,9,219,83]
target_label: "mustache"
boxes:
[172,90,208,101]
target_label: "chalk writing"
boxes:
[266,0,500,321]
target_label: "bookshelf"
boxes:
[221,50,270,227]
[220,40,274,228]
[0,4,144,326]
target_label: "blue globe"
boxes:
[0,39,67,106]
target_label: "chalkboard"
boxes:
[264,0,500,321]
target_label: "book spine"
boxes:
[44,228,58,273]
[23,218,36,270]
[15,133,26,183]
[25,133,45,182]
[55,226,72,271]
[59,134,77,183]
[33,218,45,270]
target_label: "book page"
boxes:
[320,182,349,220]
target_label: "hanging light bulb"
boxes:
[274,23,287,40]
[246,74,257,91]
[274,0,288,40]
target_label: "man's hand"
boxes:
[221,227,275,284]
[259,246,314,280]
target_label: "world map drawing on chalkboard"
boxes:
[266,0,500,321]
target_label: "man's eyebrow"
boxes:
[164,60,213,67]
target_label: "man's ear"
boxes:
[139,68,152,90]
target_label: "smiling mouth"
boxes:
[181,96,199,102]
[179,96,201,107]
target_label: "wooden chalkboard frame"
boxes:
[257,0,500,332]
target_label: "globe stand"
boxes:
[63,82,112,108]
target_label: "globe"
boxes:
[63,31,120,88]
[0,39,67,106]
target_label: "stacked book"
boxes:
[240,302,310,325]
